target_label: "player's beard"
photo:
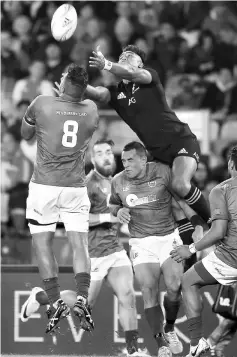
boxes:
[94,161,116,178]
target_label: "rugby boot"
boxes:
[164,328,183,354]
[158,346,172,357]
[21,287,43,322]
[73,296,94,332]
[186,338,210,357]
[45,298,70,333]
[127,347,151,357]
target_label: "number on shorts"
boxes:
[62,120,78,148]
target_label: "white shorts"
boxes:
[91,250,131,281]
[202,251,237,286]
[26,182,90,234]
[129,229,183,267]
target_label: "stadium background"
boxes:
[1,0,237,356]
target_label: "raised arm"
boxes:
[84,85,111,104]
[89,51,152,84]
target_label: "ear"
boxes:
[138,62,144,68]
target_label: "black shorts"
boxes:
[150,136,201,166]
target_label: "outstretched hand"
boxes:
[89,46,106,70]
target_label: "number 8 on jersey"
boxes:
[62,120,78,148]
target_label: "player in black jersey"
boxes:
[86,45,210,225]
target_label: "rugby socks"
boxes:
[163,294,181,333]
[145,305,165,344]
[184,184,210,223]
[43,277,60,305]
[187,316,203,346]
[178,218,197,271]
[125,330,139,354]
[75,272,90,300]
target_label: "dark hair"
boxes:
[122,45,146,63]
[229,145,237,170]
[66,63,88,90]
[93,139,114,148]
[123,141,147,157]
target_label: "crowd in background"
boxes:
[1,1,237,263]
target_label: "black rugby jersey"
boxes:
[109,68,196,159]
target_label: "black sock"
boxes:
[145,305,164,337]
[125,330,139,354]
[178,218,197,271]
[184,184,210,223]
[43,277,60,305]
[75,272,90,300]
[187,316,202,346]
[163,294,181,332]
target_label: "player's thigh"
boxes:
[181,264,217,292]
[26,182,60,225]
[59,186,90,233]
[172,138,200,183]
[107,253,134,301]
[134,263,161,294]
[88,279,104,307]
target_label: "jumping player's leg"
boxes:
[60,187,93,331]
[181,262,218,356]
[171,154,211,224]
[107,264,140,355]
[21,280,103,322]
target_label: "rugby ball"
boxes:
[51,4,77,42]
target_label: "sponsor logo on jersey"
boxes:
[128,97,136,106]
[148,180,156,188]
[117,92,126,99]
[178,148,188,154]
[56,111,87,116]
[131,251,138,260]
[126,193,159,207]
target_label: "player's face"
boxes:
[122,149,145,179]
[118,51,142,70]
[92,143,116,177]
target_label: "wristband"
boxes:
[104,59,113,71]
[99,213,111,223]
[189,243,197,254]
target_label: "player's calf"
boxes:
[162,257,183,354]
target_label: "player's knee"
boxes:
[166,279,181,300]
[140,285,159,306]
[117,286,136,309]
[171,177,190,198]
